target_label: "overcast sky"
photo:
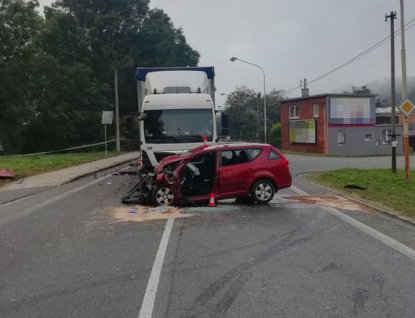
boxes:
[39,0,415,107]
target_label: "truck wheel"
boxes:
[251,179,275,204]
[152,185,176,206]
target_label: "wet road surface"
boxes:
[1,156,415,317]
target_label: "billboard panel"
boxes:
[329,97,374,124]
[289,120,316,144]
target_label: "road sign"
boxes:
[397,98,415,117]
[102,111,114,157]
[102,111,114,124]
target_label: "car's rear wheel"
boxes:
[251,179,275,204]
[151,185,176,206]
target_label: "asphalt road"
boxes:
[0,155,415,318]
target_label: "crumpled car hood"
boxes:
[154,154,189,174]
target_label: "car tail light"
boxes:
[281,158,289,168]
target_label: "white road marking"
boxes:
[290,185,309,196]
[0,168,128,226]
[138,218,175,318]
[0,194,33,208]
[290,185,415,261]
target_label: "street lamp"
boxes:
[230,57,267,143]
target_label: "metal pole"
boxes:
[263,71,267,143]
[386,11,397,173]
[400,0,411,181]
[257,92,261,142]
[114,69,120,152]
[105,124,107,157]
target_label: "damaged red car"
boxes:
[149,143,292,206]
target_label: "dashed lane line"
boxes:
[138,218,175,318]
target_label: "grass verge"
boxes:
[305,168,415,219]
[0,151,122,178]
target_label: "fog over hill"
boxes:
[336,76,415,106]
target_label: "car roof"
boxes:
[201,142,271,152]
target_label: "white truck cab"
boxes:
[134,67,227,167]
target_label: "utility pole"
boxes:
[257,92,261,142]
[386,11,397,173]
[400,0,411,181]
[114,69,120,152]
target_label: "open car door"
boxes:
[178,150,218,203]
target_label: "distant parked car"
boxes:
[151,143,292,206]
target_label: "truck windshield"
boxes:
[144,109,213,143]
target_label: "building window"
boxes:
[365,134,372,141]
[313,104,319,117]
[383,129,392,144]
[338,130,346,146]
[289,105,299,118]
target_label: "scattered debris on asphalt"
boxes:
[282,195,377,213]
[128,209,138,214]
[112,205,190,222]
[0,168,15,179]
[112,170,137,176]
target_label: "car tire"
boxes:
[151,185,176,206]
[251,179,275,204]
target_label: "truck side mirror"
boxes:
[137,113,148,121]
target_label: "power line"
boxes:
[283,18,415,95]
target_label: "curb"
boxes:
[298,172,415,227]
[0,155,140,206]
[0,154,140,191]
[64,156,139,185]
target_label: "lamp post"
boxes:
[230,57,267,143]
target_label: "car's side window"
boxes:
[221,149,249,166]
[245,148,262,161]
[268,150,281,160]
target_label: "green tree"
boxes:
[343,85,372,95]
[0,0,43,153]
[224,87,285,141]
[266,88,285,127]
[268,123,281,148]
[19,0,200,152]
[137,9,199,67]
[224,87,259,141]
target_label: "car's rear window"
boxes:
[268,150,281,160]
[245,148,262,160]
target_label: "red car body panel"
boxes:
[153,144,292,204]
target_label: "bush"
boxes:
[268,123,281,148]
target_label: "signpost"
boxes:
[102,111,114,157]
[397,98,415,181]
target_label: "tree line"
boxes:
[0,0,199,154]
